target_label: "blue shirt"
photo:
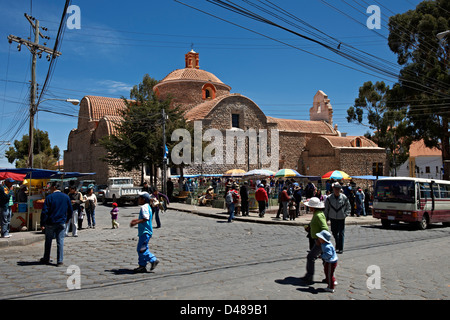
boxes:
[40,191,73,226]
[138,203,153,236]
[320,242,338,263]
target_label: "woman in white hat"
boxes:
[300,197,329,285]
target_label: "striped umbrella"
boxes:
[321,170,352,180]
[274,169,302,178]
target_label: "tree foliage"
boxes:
[5,128,60,169]
[347,81,411,172]
[387,0,450,178]
[100,74,194,183]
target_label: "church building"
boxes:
[64,50,387,184]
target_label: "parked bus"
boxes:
[373,177,450,230]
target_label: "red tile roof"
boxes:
[322,136,379,148]
[409,140,441,157]
[84,96,128,121]
[158,68,229,88]
[266,116,337,135]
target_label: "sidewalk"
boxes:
[0,231,44,248]
[169,202,380,227]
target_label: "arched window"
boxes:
[355,137,362,147]
[202,83,216,100]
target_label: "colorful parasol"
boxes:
[274,169,303,178]
[223,169,246,177]
[321,170,352,180]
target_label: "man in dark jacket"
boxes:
[240,181,249,216]
[40,182,73,266]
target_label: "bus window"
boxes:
[375,180,415,203]
[419,183,431,199]
[439,184,450,199]
[432,184,440,199]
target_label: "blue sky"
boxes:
[0,0,422,168]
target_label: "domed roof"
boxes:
[155,50,230,90]
[160,67,225,85]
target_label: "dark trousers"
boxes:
[305,241,322,279]
[241,199,249,216]
[330,219,345,252]
[258,201,266,217]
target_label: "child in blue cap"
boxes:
[316,230,338,293]
[130,192,159,273]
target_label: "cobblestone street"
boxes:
[0,204,449,301]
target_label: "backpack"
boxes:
[225,191,233,204]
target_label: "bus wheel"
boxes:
[417,214,429,230]
[381,219,391,229]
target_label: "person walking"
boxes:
[39,182,73,266]
[300,197,328,285]
[66,186,83,237]
[130,192,159,273]
[255,184,268,218]
[324,182,351,254]
[356,188,366,217]
[83,187,97,228]
[240,181,249,216]
[0,178,15,238]
[280,186,290,220]
[150,187,169,228]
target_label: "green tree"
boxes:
[5,128,60,169]
[100,74,194,185]
[387,0,450,178]
[347,81,411,174]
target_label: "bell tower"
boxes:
[185,49,200,69]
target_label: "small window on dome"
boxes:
[205,88,211,99]
[202,83,216,100]
[355,138,362,147]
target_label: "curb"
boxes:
[0,233,45,248]
[170,206,381,227]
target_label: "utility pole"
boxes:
[162,109,168,195]
[7,13,61,168]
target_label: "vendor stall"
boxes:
[0,168,95,231]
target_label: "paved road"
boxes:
[0,204,449,301]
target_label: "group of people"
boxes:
[37,180,166,272]
[300,181,352,293]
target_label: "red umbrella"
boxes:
[0,172,26,181]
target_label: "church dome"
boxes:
[160,68,226,86]
[154,50,231,113]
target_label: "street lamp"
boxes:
[437,30,450,40]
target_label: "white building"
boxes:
[396,140,443,179]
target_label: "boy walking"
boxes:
[130,192,159,273]
[316,230,338,293]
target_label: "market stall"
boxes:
[0,168,95,231]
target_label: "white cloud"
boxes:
[97,80,133,94]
